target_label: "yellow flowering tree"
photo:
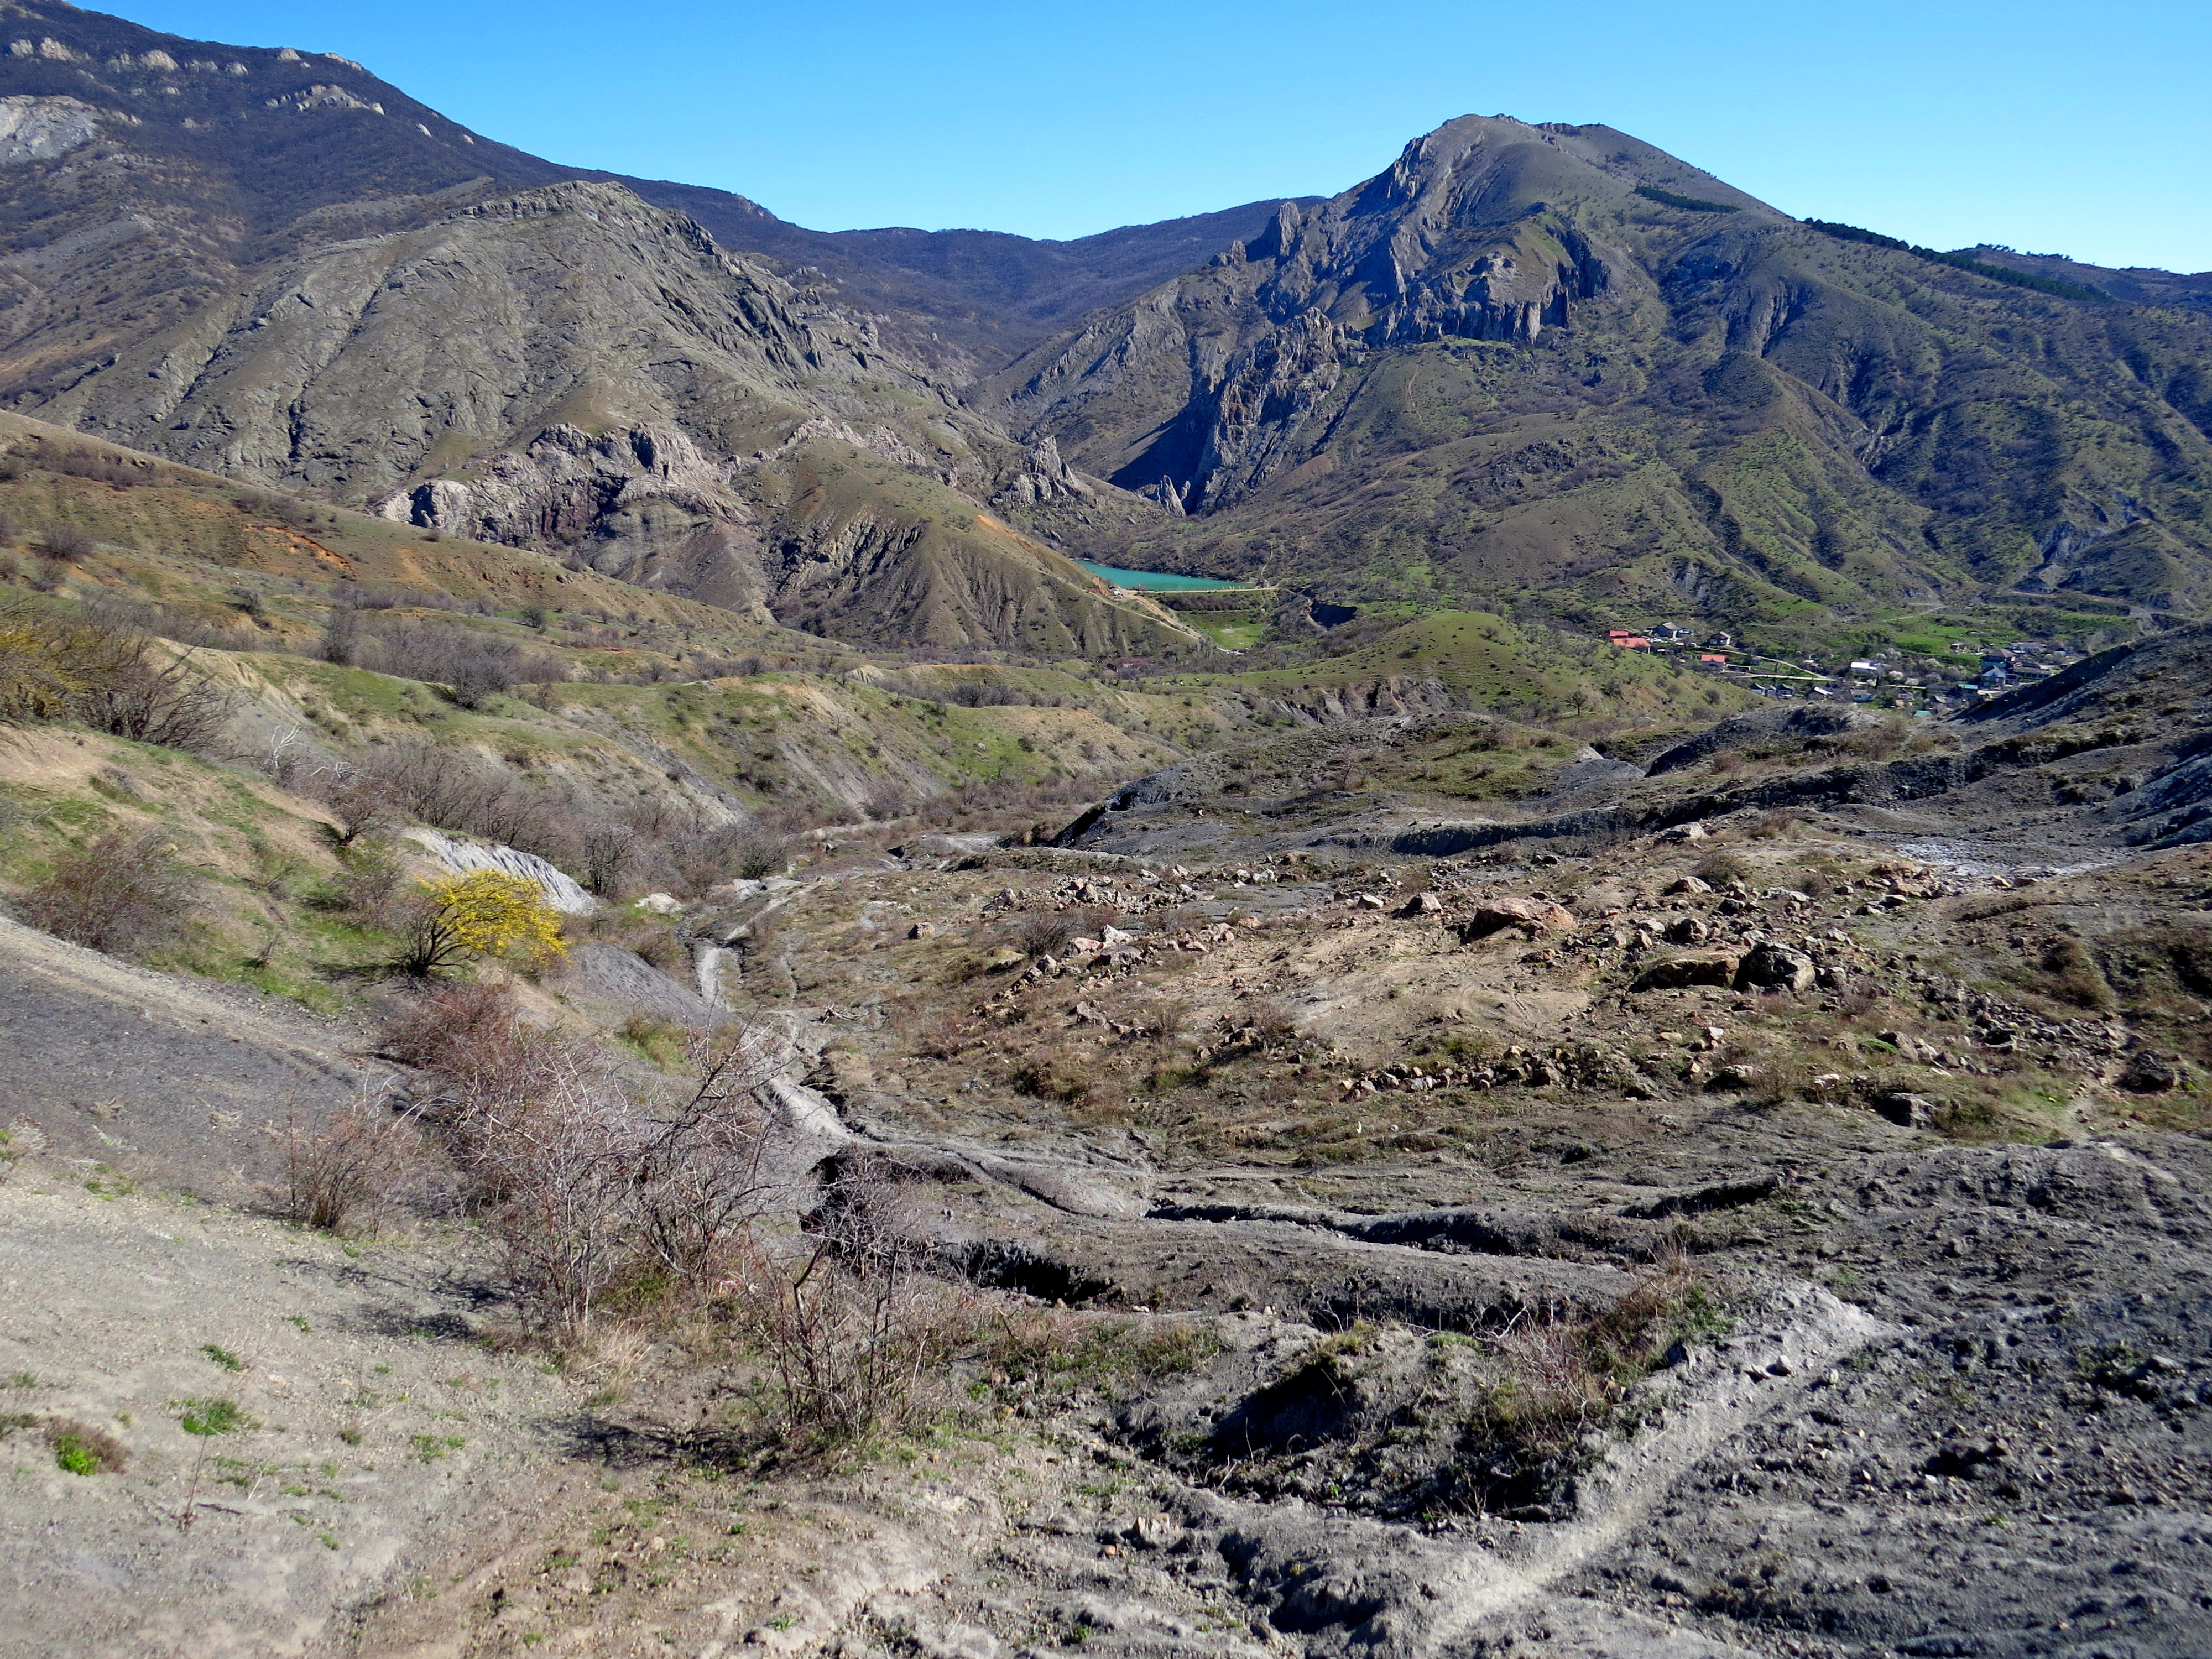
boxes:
[398,870,568,977]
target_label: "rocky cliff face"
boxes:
[985,116,2212,623]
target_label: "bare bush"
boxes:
[75,642,234,752]
[41,525,96,561]
[735,1159,972,1448]
[348,617,570,705]
[577,820,640,896]
[1246,999,1300,1047]
[728,828,792,883]
[319,742,567,862]
[14,828,195,956]
[264,1092,422,1232]
[318,836,404,924]
[408,1005,786,1335]
[1011,911,1074,958]
[859,777,910,821]
[0,601,232,752]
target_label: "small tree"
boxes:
[397,870,567,977]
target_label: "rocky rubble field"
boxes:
[7,631,2212,1659]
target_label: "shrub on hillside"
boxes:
[14,828,196,957]
[0,600,232,753]
[41,525,96,562]
[265,1092,424,1232]
[394,870,567,978]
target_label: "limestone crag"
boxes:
[983,115,2212,620]
[985,118,1640,515]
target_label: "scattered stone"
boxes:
[1633,952,1741,990]
[909,921,937,940]
[2119,1051,2183,1093]
[1736,942,1816,994]
[1461,897,1578,940]
[1872,1091,1938,1128]
[1665,875,1713,895]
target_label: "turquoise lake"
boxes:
[1074,559,1249,592]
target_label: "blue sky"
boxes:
[119,0,2212,270]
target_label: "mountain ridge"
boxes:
[983,115,2212,624]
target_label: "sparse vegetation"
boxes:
[179,1399,251,1437]
[265,1093,424,1232]
[13,828,197,957]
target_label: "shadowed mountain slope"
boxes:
[0,2,1209,653]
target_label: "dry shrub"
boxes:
[1013,1046,1094,1104]
[859,778,911,822]
[1472,1262,1710,1498]
[41,525,95,561]
[577,820,639,895]
[319,837,404,925]
[728,828,792,883]
[15,828,195,956]
[332,614,570,706]
[0,600,231,752]
[1245,1000,1300,1047]
[1010,911,1074,958]
[382,980,522,1074]
[733,1159,973,1449]
[264,1092,422,1232]
[439,1025,786,1335]
[1690,850,1752,888]
[324,742,562,855]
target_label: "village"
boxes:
[1603,619,2086,712]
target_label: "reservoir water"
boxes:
[1074,559,1249,592]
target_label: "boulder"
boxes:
[1735,943,1816,994]
[2119,1051,2183,1093]
[1461,897,1578,940]
[1632,952,1741,990]
[1879,1029,1940,1065]
[1665,915,1710,946]
[1401,891,1445,916]
[1872,1091,1938,1128]
[1665,875,1713,895]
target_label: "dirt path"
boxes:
[0,915,380,1202]
[0,1176,577,1659]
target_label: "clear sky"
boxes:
[115,0,2212,272]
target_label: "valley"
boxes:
[0,4,2208,1657]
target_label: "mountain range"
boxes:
[0,0,2209,651]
